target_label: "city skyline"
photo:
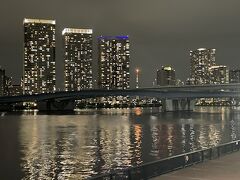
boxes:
[1,19,240,92]
[1,0,240,87]
[2,1,240,179]
[22,18,131,93]
[19,18,239,90]
[1,17,240,90]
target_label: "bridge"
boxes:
[0,83,240,111]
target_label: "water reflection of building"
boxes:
[129,123,143,165]
[18,108,239,179]
[19,115,100,179]
[229,111,240,141]
[20,116,56,179]
[148,114,184,159]
[148,111,229,159]
[96,115,132,171]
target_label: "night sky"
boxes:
[1,0,240,88]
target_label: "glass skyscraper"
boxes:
[98,36,130,90]
[23,18,56,94]
[63,28,93,91]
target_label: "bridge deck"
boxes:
[151,151,240,180]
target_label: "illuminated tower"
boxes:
[157,66,176,86]
[135,68,140,88]
[0,68,5,96]
[23,18,56,95]
[229,69,240,83]
[190,48,216,85]
[209,65,229,84]
[63,28,93,91]
[98,36,130,90]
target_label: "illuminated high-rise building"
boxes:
[63,28,93,91]
[0,68,11,96]
[190,48,216,85]
[23,18,56,94]
[0,68,6,96]
[157,66,176,86]
[229,69,240,83]
[8,85,23,96]
[135,68,140,88]
[209,65,229,84]
[98,36,130,90]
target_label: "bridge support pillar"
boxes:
[37,100,75,112]
[162,98,195,112]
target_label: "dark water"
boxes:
[1,107,240,179]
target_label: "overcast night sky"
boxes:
[1,0,240,88]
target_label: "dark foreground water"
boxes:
[1,107,240,179]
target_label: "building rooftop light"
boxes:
[62,28,93,35]
[24,18,56,25]
[197,48,207,51]
[98,35,129,40]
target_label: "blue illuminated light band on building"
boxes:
[98,35,129,40]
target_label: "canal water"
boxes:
[1,107,240,179]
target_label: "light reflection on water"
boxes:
[2,107,240,179]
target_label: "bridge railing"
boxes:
[89,140,240,180]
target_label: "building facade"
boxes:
[23,18,56,94]
[157,66,176,86]
[0,68,5,96]
[63,28,93,91]
[190,48,216,85]
[229,69,240,83]
[0,68,11,96]
[209,65,229,84]
[98,36,130,90]
[8,85,23,96]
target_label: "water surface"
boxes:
[0,107,240,179]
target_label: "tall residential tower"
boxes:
[0,68,6,96]
[190,48,216,85]
[23,18,56,94]
[209,65,229,84]
[98,36,130,90]
[229,69,240,83]
[63,28,93,91]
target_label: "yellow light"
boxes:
[134,107,142,116]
